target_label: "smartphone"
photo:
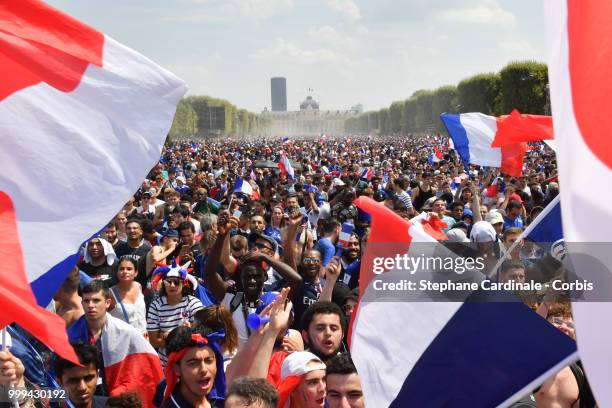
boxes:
[232,209,242,219]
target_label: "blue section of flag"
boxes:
[440,114,470,166]
[303,184,318,193]
[390,290,577,407]
[526,198,563,243]
[31,253,80,307]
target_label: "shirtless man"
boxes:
[53,268,84,327]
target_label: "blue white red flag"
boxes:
[233,177,254,196]
[0,0,185,363]
[440,113,526,176]
[278,153,295,181]
[351,197,578,407]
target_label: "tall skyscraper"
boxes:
[271,77,287,111]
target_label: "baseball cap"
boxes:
[142,191,152,198]
[422,196,437,211]
[446,228,470,243]
[148,187,158,196]
[485,210,504,225]
[470,221,497,243]
[332,178,345,187]
[508,193,523,203]
[163,229,179,238]
[281,351,326,380]
[248,233,279,253]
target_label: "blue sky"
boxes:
[46,0,546,113]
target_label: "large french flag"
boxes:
[545,1,612,406]
[351,197,578,407]
[440,113,526,176]
[69,315,163,407]
[0,0,186,361]
[524,195,563,244]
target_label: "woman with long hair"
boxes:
[110,257,147,336]
[194,305,239,369]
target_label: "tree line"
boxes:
[169,95,271,138]
[345,60,549,135]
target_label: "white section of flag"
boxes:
[0,35,187,283]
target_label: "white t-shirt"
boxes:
[221,293,256,346]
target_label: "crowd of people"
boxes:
[0,134,594,408]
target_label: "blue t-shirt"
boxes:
[504,215,524,230]
[314,237,336,266]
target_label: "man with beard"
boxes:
[102,221,123,251]
[301,302,345,363]
[204,211,302,345]
[337,234,360,290]
[114,219,152,289]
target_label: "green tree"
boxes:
[456,73,501,115]
[413,90,434,132]
[431,85,458,131]
[499,61,548,114]
[169,99,197,137]
[389,101,404,134]
[379,108,390,134]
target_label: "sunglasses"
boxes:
[302,257,321,265]
[253,242,274,252]
[164,278,182,286]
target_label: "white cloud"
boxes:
[252,38,343,64]
[307,26,357,49]
[327,0,361,21]
[230,0,293,18]
[436,0,515,27]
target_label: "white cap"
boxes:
[485,210,504,225]
[281,351,326,380]
[446,228,469,243]
[332,178,345,187]
[470,221,497,243]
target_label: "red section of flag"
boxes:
[568,1,612,169]
[0,0,104,101]
[491,109,554,147]
[105,353,163,408]
[353,197,413,299]
[0,192,78,364]
[500,142,527,177]
[435,146,444,159]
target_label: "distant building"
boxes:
[262,94,360,136]
[271,77,287,111]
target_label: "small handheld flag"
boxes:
[335,222,355,257]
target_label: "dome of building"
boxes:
[300,95,319,110]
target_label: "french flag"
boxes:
[233,177,254,196]
[281,136,291,144]
[440,113,527,176]
[278,153,295,181]
[546,2,612,405]
[351,197,578,407]
[524,195,563,245]
[0,0,185,363]
[69,315,163,407]
[360,168,373,181]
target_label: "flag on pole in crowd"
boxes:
[278,153,295,181]
[524,195,563,244]
[207,197,221,213]
[351,197,578,407]
[281,136,291,144]
[545,2,612,405]
[428,146,444,164]
[0,0,186,363]
[491,109,555,147]
[440,113,527,176]
[360,168,373,181]
[233,177,254,196]
[69,315,163,407]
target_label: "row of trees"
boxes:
[169,96,271,138]
[345,60,549,135]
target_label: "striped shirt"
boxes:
[397,190,413,209]
[147,295,204,366]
